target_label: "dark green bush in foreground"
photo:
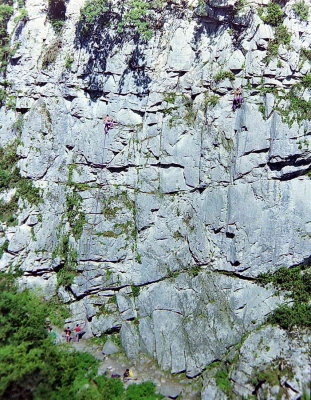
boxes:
[0,274,163,400]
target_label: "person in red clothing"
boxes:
[64,327,72,343]
[74,323,86,342]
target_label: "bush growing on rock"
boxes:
[79,0,111,35]
[293,0,309,20]
[79,0,167,40]
[0,140,42,218]
[257,265,311,329]
[265,23,291,62]
[260,1,284,26]
[213,70,235,82]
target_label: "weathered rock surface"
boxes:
[0,0,310,398]
[102,339,120,356]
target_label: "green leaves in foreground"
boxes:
[257,265,311,330]
[0,275,163,400]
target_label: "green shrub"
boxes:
[164,92,177,104]
[215,368,232,394]
[0,3,13,45]
[131,285,140,297]
[276,85,311,126]
[0,87,6,106]
[66,192,86,239]
[65,53,74,70]
[181,95,197,125]
[268,302,311,329]
[250,360,294,398]
[79,0,111,35]
[46,297,70,326]
[125,381,163,400]
[17,177,41,205]
[261,2,284,26]
[204,93,219,107]
[213,70,235,82]
[265,24,291,62]
[293,0,309,20]
[257,264,311,329]
[0,141,42,224]
[275,24,291,45]
[118,0,154,40]
[0,239,8,258]
[0,1,28,69]
[0,196,18,225]
[301,48,311,62]
[14,7,27,23]
[53,234,78,288]
[301,73,311,89]
[257,265,311,302]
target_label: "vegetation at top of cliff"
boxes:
[0,140,42,226]
[257,265,311,329]
[79,0,176,40]
[0,274,163,400]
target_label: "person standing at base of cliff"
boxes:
[103,115,114,133]
[64,326,72,343]
[74,323,86,342]
[232,88,243,111]
[47,326,57,343]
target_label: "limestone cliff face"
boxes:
[0,0,310,398]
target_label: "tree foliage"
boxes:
[0,274,163,399]
[0,0,13,68]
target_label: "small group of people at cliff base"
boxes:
[103,115,115,133]
[64,324,86,343]
[232,87,243,111]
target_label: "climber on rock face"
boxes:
[232,87,243,111]
[103,114,114,133]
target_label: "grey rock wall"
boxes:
[0,0,310,398]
